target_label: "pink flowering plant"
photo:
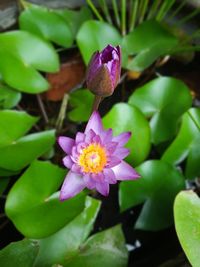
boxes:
[58,111,140,200]
[58,45,140,200]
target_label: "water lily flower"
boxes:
[86,45,121,97]
[58,111,140,201]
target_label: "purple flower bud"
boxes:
[86,45,121,97]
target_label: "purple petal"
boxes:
[71,164,82,173]
[105,141,118,154]
[58,136,74,154]
[92,134,102,144]
[83,174,96,190]
[112,132,131,146]
[75,132,85,144]
[114,147,130,159]
[86,51,101,84]
[63,156,73,169]
[107,156,121,167]
[101,128,113,143]
[59,171,85,201]
[96,181,109,196]
[91,172,104,182]
[103,168,117,184]
[85,111,103,135]
[112,161,140,180]
[85,129,96,143]
[101,45,115,63]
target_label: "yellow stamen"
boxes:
[78,143,107,173]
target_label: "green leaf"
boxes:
[56,6,92,38]
[122,20,178,71]
[77,20,122,64]
[19,4,73,48]
[68,89,94,122]
[0,177,9,195]
[128,77,192,144]
[0,31,59,93]
[119,160,185,231]
[0,130,55,171]
[34,196,101,267]
[0,239,39,267]
[5,160,86,238]
[174,191,200,267]
[0,84,21,109]
[103,103,151,166]
[66,225,128,267]
[0,168,19,177]
[0,110,38,147]
[162,108,200,179]
[0,31,59,72]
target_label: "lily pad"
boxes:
[128,77,192,144]
[122,20,178,71]
[77,20,121,64]
[19,3,73,48]
[68,89,94,122]
[119,160,185,231]
[0,110,38,147]
[0,239,39,267]
[0,31,59,93]
[0,130,56,171]
[103,103,151,166]
[162,108,200,179]
[174,191,200,267]
[5,160,86,238]
[0,84,21,109]
[34,196,101,267]
[66,225,128,267]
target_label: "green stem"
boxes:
[138,0,149,24]
[99,0,112,24]
[129,0,139,32]
[112,0,120,27]
[169,0,187,19]
[56,94,69,133]
[92,95,102,112]
[156,0,176,21]
[187,111,200,132]
[121,0,126,36]
[87,0,104,21]
[178,8,200,25]
[36,94,49,124]
[147,0,161,19]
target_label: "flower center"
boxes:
[78,143,107,173]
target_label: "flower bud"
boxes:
[86,45,121,97]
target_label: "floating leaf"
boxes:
[19,4,73,47]
[119,160,185,231]
[0,110,37,147]
[5,160,86,238]
[56,6,92,38]
[34,196,101,267]
[103,103,151,166]
[77,20,121,64]
[174,191,200,267]
[0,130,55,171]
[68,89,94,122]
[65,225,128,267]
[128,77,192,144]
[122,20,178,71]
[0,84,21,109]
[0,239,39,267]
[162,108,200,179]
[0,31,59,93]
